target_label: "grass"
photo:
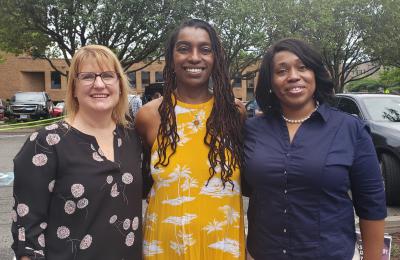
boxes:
[392,243,400,258]
[0,117,63,131]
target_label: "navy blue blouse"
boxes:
[243,103,386,260]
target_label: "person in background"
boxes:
[136,19,246,259]
[151,92,161,100]
[243,38,386,260]
[11,45,143,260]
[253,100,263,116]
[130,92,143,118]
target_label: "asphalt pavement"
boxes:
[0,130,399,260]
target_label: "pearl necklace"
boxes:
[282,101,319,124]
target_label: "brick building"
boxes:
[0,53,257,102]
[0,53,68,101]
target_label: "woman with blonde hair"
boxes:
[12,45,143,260]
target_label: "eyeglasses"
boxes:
[76,71,120,86]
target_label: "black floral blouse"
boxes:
[11,121,143,260]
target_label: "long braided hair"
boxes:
[155,19,243,187]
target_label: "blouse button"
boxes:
[284,189,287,194]
[283,228,287,233]
[284,209,287,214]
[284,170,287,175]
[283,249,287,254]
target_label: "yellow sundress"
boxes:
[143,97,245,259]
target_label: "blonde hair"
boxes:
[65,45,130,127]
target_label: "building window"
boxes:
[246,78,255,100]
[128,71,136,88]
[233,74,241,88]
[155,71,163,82]
[51,71,61,89]
[141,71,150,87]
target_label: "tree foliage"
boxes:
[199,0,389,92]
[0,0,194,74]
[346,78,383,92]
[266,0,381,93]
[363,0,400,67]
[0,0,398,93]
[195,0,271,79]
[346,67,400,93]
[0,0,50,58]
[379,68,400,88]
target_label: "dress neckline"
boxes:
[175,96,214,109]
[62,120,119,141]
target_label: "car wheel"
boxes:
[381,153,400,206]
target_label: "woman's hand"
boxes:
[20,256,31,260]
[246,250,255,260]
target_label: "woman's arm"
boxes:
[350,122,386,260]
[135,99,161,199]
[359,219,385,260]
[134,98,161,147]
[12,129,57,259]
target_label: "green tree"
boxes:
[0,0,194,74]
[345,67,400,93]
[379,67,400,90]
[196,0,271,79]
[0,0,50,62]
[270,0,381,93]
[197,0,388,93]
[363,0,400,67]
[345,78,383,92]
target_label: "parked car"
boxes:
[334,93,400,205]
[51,102,65,117]
[8,92,54,120]
[0,99,5,121]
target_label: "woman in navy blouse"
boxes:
[244,38,386,260]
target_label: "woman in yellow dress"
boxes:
[136,19,246,259]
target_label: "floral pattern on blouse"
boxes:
[12,121,143,260]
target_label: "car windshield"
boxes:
[13,93,44,102]
[362,96,400,122]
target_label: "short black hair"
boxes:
[255,38,334,114]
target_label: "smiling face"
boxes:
[74,56,120,117]
[173,26,214,90]
[272,50,316,112]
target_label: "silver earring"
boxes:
[208,77,214,90]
